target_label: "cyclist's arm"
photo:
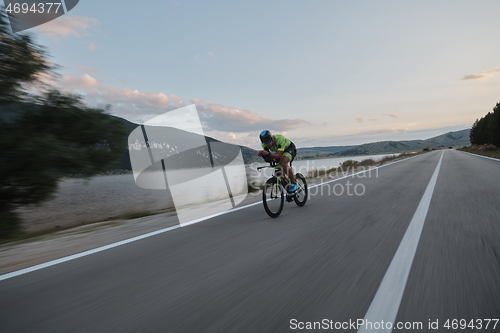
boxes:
[257,148,283,158]
[258,149,284,160]
[268,150,284,159]
[257,147,270,156]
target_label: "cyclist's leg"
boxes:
[284,142,297,163]
[279,154,296,184]
[282,142,297,183]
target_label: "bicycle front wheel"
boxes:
[263,178,284,218]
[293,173,308,207]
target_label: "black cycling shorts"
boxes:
[283,142,297,162]
[263,141,297,163]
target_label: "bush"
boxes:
[358,158,376,166]
[378,155,397,164]
[341,159,358,167]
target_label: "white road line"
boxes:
[0,152,429,282]
[457,150,500,162]
[358,151,444,333]
[180,201,262,227]
[0,225,180,282]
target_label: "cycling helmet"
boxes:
[259,130,273,144]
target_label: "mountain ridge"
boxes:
[329,129,470,157]
[114,117,471,167]
[290,129,470,159]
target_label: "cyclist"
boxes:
[257,130,297,193]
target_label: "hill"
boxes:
[425,129,471,146]
[109,124,471,169]
[5,103,470,170]
[296,145,355,159]
[110,117,261,172]
[328,129,470,157]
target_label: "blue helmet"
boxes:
[259,130,273,144]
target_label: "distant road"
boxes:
[1,150,499,332]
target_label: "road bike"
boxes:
[257,158,308,218]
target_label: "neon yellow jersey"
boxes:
[261,134,291,152]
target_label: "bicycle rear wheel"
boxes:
[293,173,308,207]
[263,178,284,218]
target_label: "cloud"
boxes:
[461,68,500,80]
[88,43,99,51]
[78,65,98,73]
[348,128,411,136]
[356,113,364,123]
[56,74,184,121]
[194,52,216,60]
[53,74,308,136]
[61,73,99,91]
[111,77,147,85]
[204,131,259,148]
[195,102,309,132]
[382,111,400,118]
[36,16,98,40]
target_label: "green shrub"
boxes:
[341,159,358,167]
[358,158,376,166]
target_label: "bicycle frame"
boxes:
[257,158,308,217]
[257,161,287,182]
[257,159,299,196]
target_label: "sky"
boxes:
[8,0,500,150]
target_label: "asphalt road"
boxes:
[1,150,499,332]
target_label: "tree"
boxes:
[491,102,500,147]
[0,9,51,105]
[0,10,127,238]
[470,119,478,144]
[468,102,500,148]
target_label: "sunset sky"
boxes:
[15,0,500,149]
